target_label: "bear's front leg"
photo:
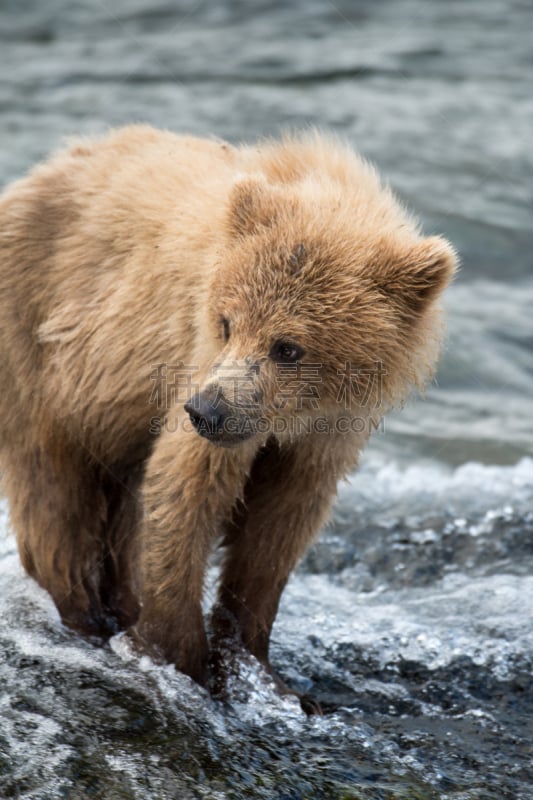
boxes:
[131,422,254,684]
[211,435,345,709]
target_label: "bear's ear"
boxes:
[227,176,280,238]
[383,236,457,315]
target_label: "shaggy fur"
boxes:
[0,126,456,708]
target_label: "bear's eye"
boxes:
[269,341,305,363]
[220,316,230,343]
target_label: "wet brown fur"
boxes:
[0,126,456,701]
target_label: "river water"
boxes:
[0,1,532,798]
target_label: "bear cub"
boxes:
[0,126,456,712]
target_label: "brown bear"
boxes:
[0,125,456,711]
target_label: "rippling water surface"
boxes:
[1,1,532,798]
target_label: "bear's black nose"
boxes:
[184,393,224,436]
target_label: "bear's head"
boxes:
[185,165,457,447]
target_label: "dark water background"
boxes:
[0,1,532,798]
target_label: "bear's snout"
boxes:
[184,392,224,438]
[184,387,255,446]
